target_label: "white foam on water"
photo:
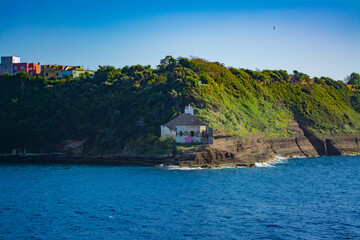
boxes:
[255,155,289,167]
[212,166,245,169]
[255,162,275,168]
[108,216,114,219]
[273,155,291,163]
[164,165,205,171]
[274,155,287,160]
[290,155,307,159]
[158,165,245,171]
[158,154,290,170]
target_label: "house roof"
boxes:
[164,113,207,130]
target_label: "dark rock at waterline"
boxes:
[174,120,359,168]
[1,120,359,168]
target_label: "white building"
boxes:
[0,56,20,74]
[161,105,213,144]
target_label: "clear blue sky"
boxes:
[0,0,359,80]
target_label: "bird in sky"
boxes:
[273,26,275,30]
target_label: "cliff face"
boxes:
[318,135,359,155]
[270,121,318,158]
[175,121,359,168]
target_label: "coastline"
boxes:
[1,123,359,168]
[1,152,358,169]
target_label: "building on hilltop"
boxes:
[62,66,94,79]
[41,64,67,79]
[13,62,40,76]
[42,65,94,79]
[161,105,213,144]
[0,56,20,75]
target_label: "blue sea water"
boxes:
[0,156,359,240]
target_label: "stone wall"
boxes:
[160,125,176,138]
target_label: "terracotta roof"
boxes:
[164,113,207,130]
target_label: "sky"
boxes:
[0,0,359,80]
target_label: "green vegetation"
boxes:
[345,72,360,86]
[175,142,202,152]
[0,57,359,154]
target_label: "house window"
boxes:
[14,66,17,70]
[191,131,195,137]
[178,131,183,137]
[45,73,48,77]
[21,66,25,70]
[56,72,59,76]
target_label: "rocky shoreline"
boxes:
[1,121,359,168]
[173,120,359,168]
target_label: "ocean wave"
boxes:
[254,162,275,167]
[157,165,245,171]
[158,155,290,170]
[160,165,205,170]
[255,155,289,167]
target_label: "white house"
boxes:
[161,105,213,144]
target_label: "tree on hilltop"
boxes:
[345,73,360,85]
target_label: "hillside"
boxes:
[0,56,359,158]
